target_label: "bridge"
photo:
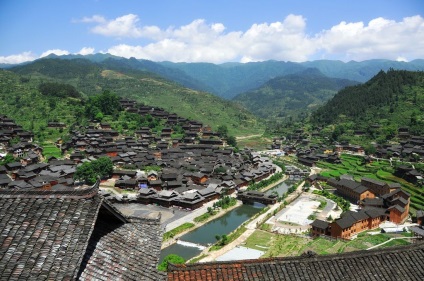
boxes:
[237,190,277,205]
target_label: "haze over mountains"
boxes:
[1,57,262,136]
[232,68,359,119]
[4,54,424,99]
[2,53,424,136]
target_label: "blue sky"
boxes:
[1,0,423,63]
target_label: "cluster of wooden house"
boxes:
[1,102,278,212]
[310,175,411,239]
[0,115,34,144]
[375,135,424,161]
[0,157,77,190]
[0,114,81,190]
[0,115,41,165]
[272,138,367,168]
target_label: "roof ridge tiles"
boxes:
[168,242,424,270]
[0,180,100,199]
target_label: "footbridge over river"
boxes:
[237,190,277,205]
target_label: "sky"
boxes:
[0,0,423,64]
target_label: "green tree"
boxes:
[74,162,96,184]
[220,234,228,246]
[226,135,237,147]
[92,157,113,179]
[0,154,15,165]
[364,144,376,155]
[217,125,228,137]
[74,157,113,184]
[85,90,122,119]
[157,254,185,271]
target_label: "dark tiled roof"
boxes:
[311,219,329,229]
[79,216,165,280]
[0,184,165,281]
[167,243,424,281]
[0,188,102,280]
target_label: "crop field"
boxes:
[244,230,412,258]
[41,144,62,159]
[317,154,424,214]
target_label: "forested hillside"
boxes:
[233,68,358,120]
[312,70,424,138]
[6,58,263,136]
[161,59,424,99]
[0,69,83,141]
[160,60,306,99]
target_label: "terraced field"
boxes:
[244,230,411,258]
[317,154,424,214]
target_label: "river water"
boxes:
[159,181,292,262]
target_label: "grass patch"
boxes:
[260,223,272,231]
[263,235,310,258]
[194,211,217,223]
[209,225,247,252]
[244,230,273,251]
[163,223,195,241]
[188,254,208,264]
[42,144,62,159]
[380,239,411,248]
[245,231,412,258]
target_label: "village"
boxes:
[1,97,424,265]
[1,98,424,280]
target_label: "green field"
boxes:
[244,230,412,258]
[41,144,62,159]
[317,154,424,213]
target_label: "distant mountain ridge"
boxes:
[311,69,424,135]
[161,59,424,99]
[3,54,424,100]
[7,57,263,136]
[232,68,359,119]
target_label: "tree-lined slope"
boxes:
[233,68,358,119]
[8,58,263,135]
[312,69,424,135]
[161,59,424,99]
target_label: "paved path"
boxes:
[366,237,416,250]
[198,181,305,262]
[164,200,218,232]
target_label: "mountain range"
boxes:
[4,54,424,100]
[3,57,263,136]
[2,54,424,137]
[232,68,359,119]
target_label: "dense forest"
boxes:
[233,68,358,119]
[3,58,264,136]
[312,70,424,134]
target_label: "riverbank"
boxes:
[195,181,305,263]
[161,169,288,251]
[161,200,242,249]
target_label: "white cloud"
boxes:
[78,15,106,23]
[0,51,37,64]
[316,15,424,61]
[40,49,70,58]
[75,13,424,63]
[105,14,315,63]
[2,14,423,65]
[82,14,162,39]
[76,47,95,55]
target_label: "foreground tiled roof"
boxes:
[167,242,424,281]
[0,185,102,280]
[0,183,165,280]
[79,216,165,280]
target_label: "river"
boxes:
[159,181,293,262]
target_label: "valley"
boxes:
[0,56,424,278]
